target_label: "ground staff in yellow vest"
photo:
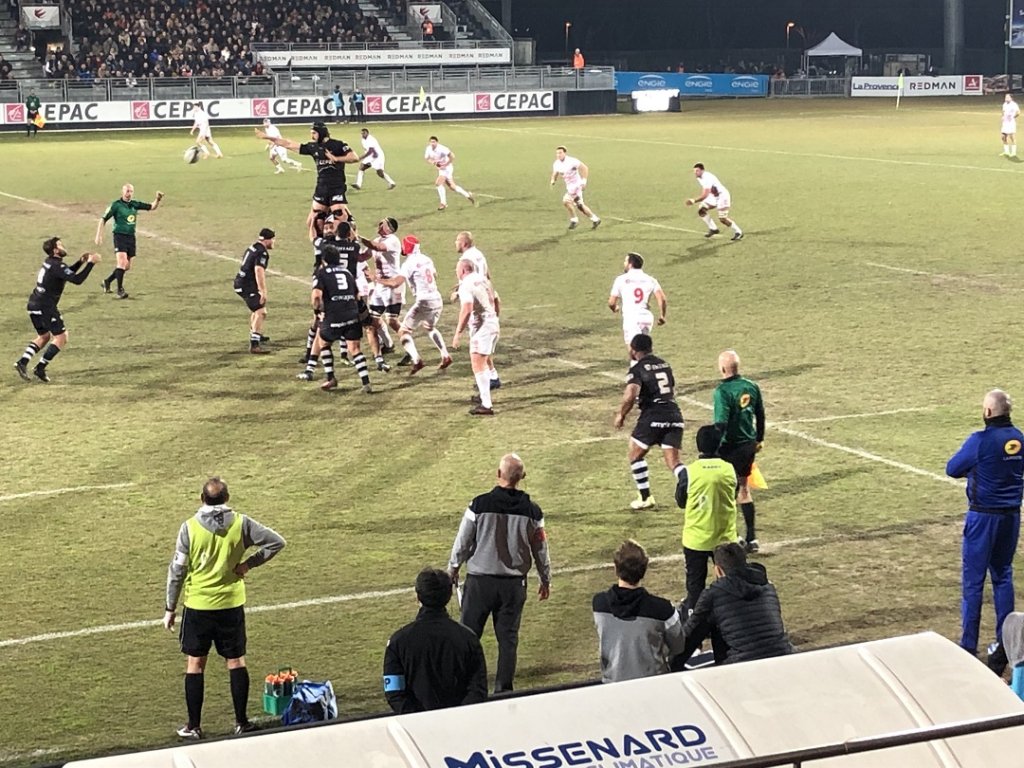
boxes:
[675,426,738,612]
[163,477,286,740]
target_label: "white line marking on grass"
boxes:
[552,361,964,489]
[606,215,702,235]
[473,125,1024,176]
[1,543,823,649]
[105,139,138,146]
[865,261,1010,291]
[476,192,506,200]
[0,747,66,765]
[0,482,136,503]
[0,190,310,288]
[773,407,934,425]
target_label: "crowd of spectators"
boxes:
[46,0,393,80]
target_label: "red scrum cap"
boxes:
[401,235,420,255]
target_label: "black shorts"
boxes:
[236,290,264,313]
[357,299,373,327]
[27,302,64,335]
[369,302,402,317]
[179,605,247,659]
[113,232,137,259]
[312,179,348,207]
[320,316,362,343]
[632,410,685,450]
[719,441,757,480]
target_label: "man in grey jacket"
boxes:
[593,540,687,683]
[448,453,551,693]
[163,477,286,739]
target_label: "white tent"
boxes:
[803,32,863,75]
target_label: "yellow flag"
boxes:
[749,462,768,490]
[419,86,427,102]
[32,113,46,128]
[897,72,905,91]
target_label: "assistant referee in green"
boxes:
[163,477,285,740]
[714,349,765,553]
[95,182,163,299]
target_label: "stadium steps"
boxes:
[355,1,413,42]
[0,7,45,80]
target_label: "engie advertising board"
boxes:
[614,71,768,97]
[0,92,556,126]
[851,75,984,97]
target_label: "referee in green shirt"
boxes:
[713,350,765,553]
[94,182,163,299]
[25,91,41,138]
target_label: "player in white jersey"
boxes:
[1001,94,1020,157]
[686,162,743,241]
[353,128,397,190]
[608,253,667,353]
[550,146,601,230]
[454,231,501,395]
[360,216,404,354]
[189,102,223,158]
[261,118,304,173]
[424,135,475,210]
[452,258,500,416]
[378,235,453,375]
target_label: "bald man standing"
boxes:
[448,454,551,693]
[947,390,1024,675]
[713,350,765,553]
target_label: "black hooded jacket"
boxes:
[680,562,793,664]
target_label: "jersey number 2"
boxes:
[655,371,671,395]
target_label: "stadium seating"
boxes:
[55,0,394,79]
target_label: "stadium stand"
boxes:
[0,2,40,80]
[47,0,397,79]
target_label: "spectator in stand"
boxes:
[592,540,686,683]
[15,26,32,52]
[572,47,584,69]
[421,17,434,41]
[0,55,12,80]
[677,542,793,666]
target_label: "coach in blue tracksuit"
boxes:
[946,389,1024,672]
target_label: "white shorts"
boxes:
[470,321,500,356]
[1003,119,1017,135]
[271,145,288,160]
[622,316,653,344]
[370,283,402,308]
[563,185,584,205]
[436,164,454,181]
[703,193,731,215]
[197,130,213,142]
[366,154,386,171]
[403,299,442,331]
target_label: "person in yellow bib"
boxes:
[675,425,738,612]
[163,478,286,740]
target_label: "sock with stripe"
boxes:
[427,329,448,357]
[631,459,650,500]
[18,342,40,364]
[353,353,370,385]
[38,343,60,368]
[321,348,334,380]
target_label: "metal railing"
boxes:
[249,39,506,53]
[713,712,1024,767]
[0,66,615,102]
[770,76,849,97]
[460,0,513,46]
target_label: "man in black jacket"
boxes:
[382,569,487,713]
[679,542,792,665]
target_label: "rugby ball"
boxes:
[183,146,201,164]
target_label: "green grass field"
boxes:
[1,98,1022,765]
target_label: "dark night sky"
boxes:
[496,0,1008,54]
